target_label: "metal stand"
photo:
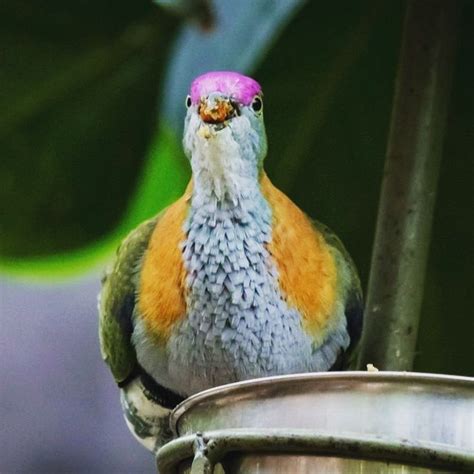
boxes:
[157,429,474,473]
[358,0,460,370]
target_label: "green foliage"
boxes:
[0,0,180,265]
[0,0,301,277]
[0,125,187,278]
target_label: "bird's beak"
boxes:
[199,96,236,124]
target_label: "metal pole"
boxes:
[358,0,460,371]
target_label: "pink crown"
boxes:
[190,71,261,106]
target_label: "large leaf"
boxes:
[0,125,187,279]
[0,0,305,278]
[0,1,179,266]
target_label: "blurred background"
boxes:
[0,0,472,472]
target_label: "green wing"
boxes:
[312,219,362,293]
[99,216,159,384]
[312,219,363,355]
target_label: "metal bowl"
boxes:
[157,372,474,473]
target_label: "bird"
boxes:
[99,71,363,453]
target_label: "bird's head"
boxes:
[183,71,267,199]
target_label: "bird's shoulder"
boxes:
[311,218,363,359]
[260,173,362,347]
[99,180,193,384]
[135,185,192,341]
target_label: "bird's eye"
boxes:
[251,96,263,113]
[186,95,192,108]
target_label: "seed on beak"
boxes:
[198,125,212,139]
[199,98,235,124]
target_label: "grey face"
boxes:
[182,93,268,169]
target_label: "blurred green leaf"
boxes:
[0,0,306,278]
[0,1,179,262]
[0,124,188,279]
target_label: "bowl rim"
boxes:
[170,370,474,434]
